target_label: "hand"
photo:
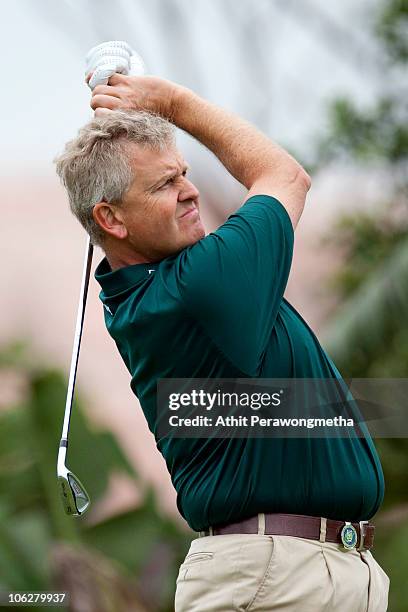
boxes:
[90,73,182,119]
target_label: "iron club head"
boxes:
[57,442,90,516]
[57,472,90,516]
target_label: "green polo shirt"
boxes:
[95,195,384,531]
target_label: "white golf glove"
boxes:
[85,40,145,90]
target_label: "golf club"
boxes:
[57,41,145,516]
[57,236,93,516]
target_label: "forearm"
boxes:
[171,86,308,192]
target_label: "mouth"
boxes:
[179,206,198,219]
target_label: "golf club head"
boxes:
[57,466,90,516]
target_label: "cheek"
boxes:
[153,194,179,227]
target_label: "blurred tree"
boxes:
[377,0,408,62]
[316,3,408,610]
[0,342,191,612]
[320,0,408,376]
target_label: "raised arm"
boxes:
[90,75,311,228]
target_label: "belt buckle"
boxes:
[340,521,358,550]
[357,520,369,551]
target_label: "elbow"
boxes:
[278,162,312,194]
[303,170,312,192]
[296,166,312,193]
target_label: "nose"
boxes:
[178,177,200,202]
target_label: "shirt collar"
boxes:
[94,257,158,298]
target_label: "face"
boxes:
[114,143,205,262]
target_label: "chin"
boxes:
[188,226,206,245]
[168,225,206,256]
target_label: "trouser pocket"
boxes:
[175,535,275,612]
[360,551,390,612]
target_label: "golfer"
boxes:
[55,74,389,611]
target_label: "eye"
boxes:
[159,177,174,189]
[159,169,188,190]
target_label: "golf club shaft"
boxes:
[60,236,94,445]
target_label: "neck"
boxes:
[103,242,152,272]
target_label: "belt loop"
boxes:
[209,526,214,536]
[357,521,368,551]
[258,513,266,535]
[319,517,327,543]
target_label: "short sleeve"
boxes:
[175,195,294,374]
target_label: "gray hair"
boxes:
[54,110,176,245]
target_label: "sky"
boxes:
[1,0,386,174]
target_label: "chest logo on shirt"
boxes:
[148,269,156,275]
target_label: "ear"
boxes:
[92,202,128,240]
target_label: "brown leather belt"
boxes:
[199,513,374,551]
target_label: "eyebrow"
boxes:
[148,164,190,191]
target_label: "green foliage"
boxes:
[31,369,137,514]
[316,4,408,610]
[377,0,408,62]
[323,239,408,377]
[0,343,192,611]
[0,507,51,591]
[319,0,408,345]
[84,491,191,608]
[374,518,408,611]
[319,97,408,165]
[314,1,408,173]
[375,440,408,508]
[322,206,408,299]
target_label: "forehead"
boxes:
[127,143,185,185]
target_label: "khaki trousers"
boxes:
[175,533,389,611]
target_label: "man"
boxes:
[55,74,389,611]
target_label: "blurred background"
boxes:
[1,0,407,610]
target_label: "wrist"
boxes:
[168,85,197,125]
